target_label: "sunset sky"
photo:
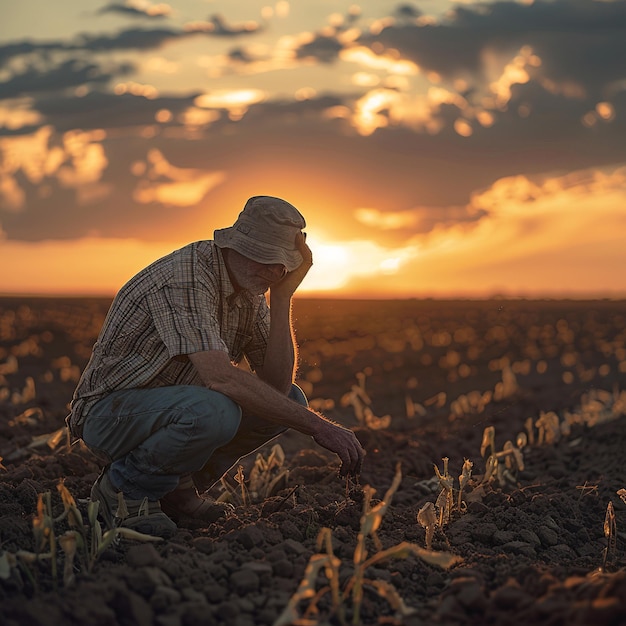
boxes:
[1,0,625,298]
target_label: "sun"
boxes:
[300,230,414,296]
[302,231,352,292]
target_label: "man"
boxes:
[68,196,365,537]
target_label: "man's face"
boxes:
[229,252,287,295]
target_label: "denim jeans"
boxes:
[82,384,307,500]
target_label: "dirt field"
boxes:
[1,297,625,625]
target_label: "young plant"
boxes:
[480,426,525,488]
[417,502,437,550]
[535,411,561,445]
[218,444,289,506]
[274,464,462,626]
[340,371,391,430]
[248,443,289,500]
[601,501,616,572]
[1,481,163,588]
[433,457,454,526]
[457,459,473,511]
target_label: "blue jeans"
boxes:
[82,384,307,500]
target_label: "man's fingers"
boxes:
[295,231,313,266]
[340,435,364,477]
[312,420,364,477]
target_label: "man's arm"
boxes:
[255,232,312,393]
[255,292,296,394]
[189,350,365,476]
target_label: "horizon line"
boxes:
[2,290,626,302]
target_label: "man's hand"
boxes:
[271,232,313,300]
[311,418,365,477]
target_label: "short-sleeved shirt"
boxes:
[68,241,270,435]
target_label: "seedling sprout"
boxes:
[601,501,616,572]
[417,502,437,549]
[274,464,461,626]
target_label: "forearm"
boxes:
[190,350,365,476]
[190,351,319,434]
[257,293,296,393]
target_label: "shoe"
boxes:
[90,468,177,538]
[161,474,230,524]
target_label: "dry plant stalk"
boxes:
[417,502,437,549]
[219,444,289,506]
[248,443,289,500]
[2,481,163,587]
[480,426,525,488]
[340,372,391,430]
[458,459,473,511]
[234,465,250,507]
[434,458,454,526]
[274,463,462,626]
[480,427,496,459]
[601,501,616,571]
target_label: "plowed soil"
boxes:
[1,297,625,626]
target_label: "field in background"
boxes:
[1,297,625,625]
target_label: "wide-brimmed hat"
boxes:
[214,196,306,271]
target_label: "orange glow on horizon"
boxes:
[1,165,626,300]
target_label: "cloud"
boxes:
[0,99,43,132]
[359,0,626,96]
[295,34,344,64]
[354,204,484,235]
[0,42,61,69]
[0,16,261,70]
[30,90,199,131]
[2,85,625,247]
[97,2,172,19]
[0,59,134,100]
[75,27,188,51]
[0,0,625,253]
[132,149,226,207]
[201,14,263,37]
[335,163,626,298]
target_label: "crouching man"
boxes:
[67,196,365,536]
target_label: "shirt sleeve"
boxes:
[145,285,228,357]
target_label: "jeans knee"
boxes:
[289,383,309,408]
[188,391,242,447]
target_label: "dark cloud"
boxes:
[361,0,626,94]
[31,90,199,131]
[205,14,262,36]
[0,16,262,68]
[97,3,170,19]
[0,59,133,100]
[2,0,626,247]
[394,4,422,21]
[75,27,187,51]
[295,34,344,64]
[227,47,255,63]
[3,85,625,245]
[0,41,64,69]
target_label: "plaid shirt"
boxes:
[68,241,270,435]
